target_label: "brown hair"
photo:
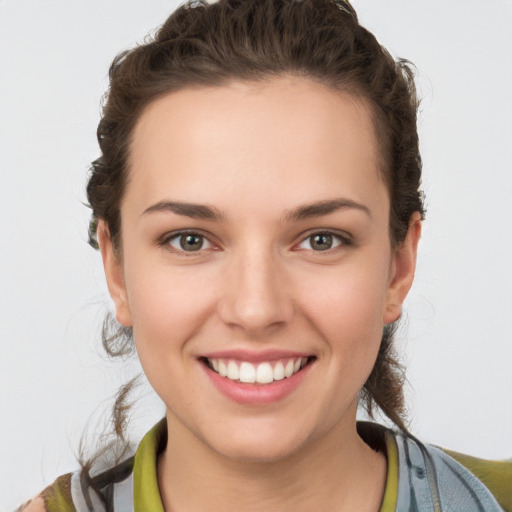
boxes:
[86,0,424,440]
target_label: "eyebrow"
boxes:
[142,201,225,221]
[283,198,372,222]
[142,197,371,222]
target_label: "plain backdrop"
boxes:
[1,0,511,509]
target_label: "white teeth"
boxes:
[239,361,256,383]
[227,360,239,380]
[207,356,310,384]
[273,361,285,380]
[256,362,274,384]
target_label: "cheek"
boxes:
[299,262,389,372]
[303,265,389,331]
[124,264,217,367]
[287,265,390,435]
[126,271,220,417]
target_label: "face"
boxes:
[100,77,420,462]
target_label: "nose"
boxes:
[217,245,294,335]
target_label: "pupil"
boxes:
[181,234,202,251]
[312,234,332,251]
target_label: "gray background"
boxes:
[1,0,511,509]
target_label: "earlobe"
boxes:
[97,220,133,327]
[383,212,422,324]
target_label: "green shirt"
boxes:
[38,419,511,512]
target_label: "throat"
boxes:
[157,417,387,512]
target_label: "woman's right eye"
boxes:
[165,232,214,253]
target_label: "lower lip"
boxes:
[201,361,312,405]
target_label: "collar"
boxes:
[131,419,399,512]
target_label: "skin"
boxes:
[97,77,421,511]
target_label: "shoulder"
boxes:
[17,473,76,512]
[16,496,46,512]
[15,420,165,512]
[393,429,511,512]
[17,456,136,512]
[441,448,512,512]
[16,472,73,512]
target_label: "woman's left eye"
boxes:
[165,232,214,252]
[297,232,346,252]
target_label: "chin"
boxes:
[214,437,305,464]
[199,418,316,464]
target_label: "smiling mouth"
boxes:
[201,356,315,385]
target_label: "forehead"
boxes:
[126,77,386,214]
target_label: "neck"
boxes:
[157,408,387,512]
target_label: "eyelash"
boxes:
[160,229,351,256]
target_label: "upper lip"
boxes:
[200,349,313,363]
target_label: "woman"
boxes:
[17,0,511,511]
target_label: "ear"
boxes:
[97,220,133,327]
[383,212,422,324]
